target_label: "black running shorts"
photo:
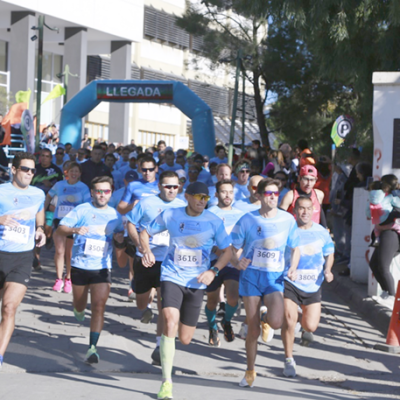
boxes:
[284,280,322,306]
[132,256,161,294]
[0,249,33,289]
[71,267,112,286]
[161,280,204,327]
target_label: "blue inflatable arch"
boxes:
[59,80,216,156]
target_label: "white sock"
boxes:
[156,336,161,347]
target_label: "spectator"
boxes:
[52,145,69,168]
[80,144,113,187]
[209,145,228,165]
[81,132,92,149]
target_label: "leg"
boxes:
[281,298,298,358]
[262,291,284,329]
[178,322,196,345]
[224,279,239,320]
[136,289,154,310]
[53,231,66,281]
[72,284,89,312]
[205,289,219,330]
[243,296,261,371]
[301,303,321,333]
[156,287,163,337]
[65,238,73,279]
[0,282,27,356]
[89,282,111,334]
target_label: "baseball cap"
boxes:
[176,169,186,180]
[186,182,209,196]
[299,165,318,178]
[124,170,139,182]
[129,151,137,159]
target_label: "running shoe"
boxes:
[157,381,173,400]
[84,345,99,364]
[375,295,395,310]
[52,278,64,292]
[217,302,226,317]
[260,306,274,343]
[238,323,248,340]
[63,278,72,294]
[128,288,136,302]
[294,322,302,336]
[73,308,85,322]
[208,328,220,347]
[372,291,389,302]
[239,370,256,388]
[141,308,154,324]
[300,331,314,347]
[32,257,42,271]
[283,358,296,377]
[220,319,235,342]
[235,297,242,317]
[151,346,161,365]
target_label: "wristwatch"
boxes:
[209,266,219,276]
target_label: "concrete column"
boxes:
[9,12,36,111]
[64,27,88,102]
[109,41,131,144]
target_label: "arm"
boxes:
[231,246,250,271]
[128,221,142,250]
[279,190,294,210]
[140,229,156,268]
[315,188,325,204]
[287,247,300,281]
[117,199,139,215]
[324,253,334,282]
[56,225,89,237]
[35,208,46,247]
[197,245,233,285]
[44,193,53,211]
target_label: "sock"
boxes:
[156,336,161,348]
[224,303,238,322]
[286,357,295,364]
[205,305,218,330]
[147,304,152,309]
[73,308,85,322]
[89,331,100,348]
[0,354,3,366]
[160,335,175,382]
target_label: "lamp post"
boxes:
[57,64,78,104]
[31,15,59,153]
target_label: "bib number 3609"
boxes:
[174,248,202,267]
[252,248,281,271]
[84,238,108,257]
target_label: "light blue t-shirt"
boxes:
[235,183,250,199]
[159,163,182,173]
[285,223,334,293]
[209,157,228,165]
[127,195,186,260]
[233,198,261,213]
[60,202,124,271]
[147,207,231,289]
[207,185,242,207]
[111,169,124,190]
[208,205,244,267]
[232,209,296,280]
[49,180,91,219]
[109,187,125,209]
[115,159,129,171]
[176,192,187,203]
[0,183,45,252]
[121,179,159,204]
[198,169,214,186]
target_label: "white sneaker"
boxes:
[283,358,296,377]
[376,295,395,310]
[372,291,389,302]
[239,323,248,339]
[294,322,302,336]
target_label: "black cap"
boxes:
[186,181,209,196]
[125,170,139,182]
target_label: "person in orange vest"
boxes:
[297,139,316,168]
[280,165,327,227]
[314,158,332,216]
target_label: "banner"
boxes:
[42,84,65,104]
[0,102,27,146]
[331,115,353,147]
[20,109,35,154]
[15,89,31,104]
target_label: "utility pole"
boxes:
[57,64,78,104]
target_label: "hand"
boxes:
[287,267,297,281]
[237,258,251,271]
[142,251,155,268]
[324,271,334,283]
[114,232,125,244]
[197,270,216,285]
[35,230,46,247]
[74,226,89,235]
[0,215,19,228]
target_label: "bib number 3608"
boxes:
[174,248,202,267]
[84,238,108,257]
[252,248,281,271]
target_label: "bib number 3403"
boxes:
[84,238,108,257]
[252,248,281,271]
[2,225,29,244]
[174,248,202,267]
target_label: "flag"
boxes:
[42,84,65,104]
[15,89,31,104]
[0,102,27,146]
[331,115,353,147]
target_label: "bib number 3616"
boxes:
[84,238,108,257]
[252,248,281,271]
[174,248,202,267]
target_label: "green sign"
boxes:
[97,83,173,101]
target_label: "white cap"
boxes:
[176,169,186,179]
[129,151,137,159]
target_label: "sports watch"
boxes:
[209,266,219,276]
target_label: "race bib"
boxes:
[252,248,281,271]
[295,269,319,285]
[2,225,29,244]
[152,231,170,246]
[174,248,202,267]
[84,238,109,257]
[58,205,74,218]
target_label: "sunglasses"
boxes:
[264,190,280,196]
[161,184,179,190]
[94,189,112,195]
[239,169,250,173]
[18,166,37,174]
[191,194,210,202]
[179,178,186,183]
[56,152,64,155]
[141,167,156,172]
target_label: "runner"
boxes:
[140,181,232,400]
[126,171,186,364]
[45,162,91,293]
[206,179,244,346]
[0,152,46,368]
[233,160,251,199]
[234,175,263,213]
[281,196,334,377]
[231,177,296,388]
[56,176,125,364]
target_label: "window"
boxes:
[0,40,7,73]
[138,131,175,148]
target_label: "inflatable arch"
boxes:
[59,80,216,156]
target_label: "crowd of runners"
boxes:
[0,136,384,400]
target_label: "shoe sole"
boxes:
[239,380,254,388]
[283,371,296,378]
[141,311,154,324]
[85,354,99,364]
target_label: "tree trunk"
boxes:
[252,68,269,148]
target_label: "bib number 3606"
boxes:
[174,248,202,267]
[84,238,108,257]
[252,248,281,271]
